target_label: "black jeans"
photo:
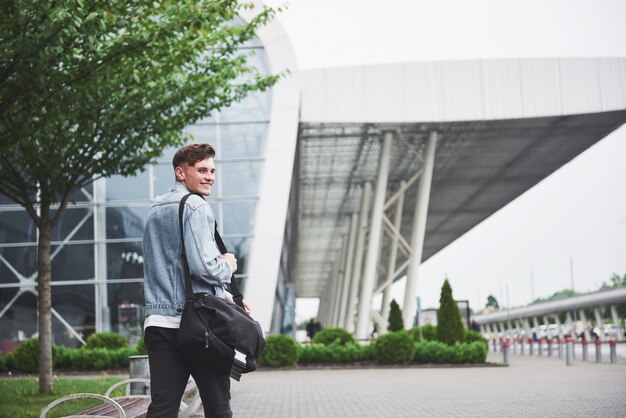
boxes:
[145,326,232,418]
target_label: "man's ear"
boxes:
[174,166,185,182]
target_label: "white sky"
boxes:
[263,0,626,322]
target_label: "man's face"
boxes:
[175,157,215,196]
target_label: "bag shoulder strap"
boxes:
[178,193,244,308]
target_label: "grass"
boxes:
[0,376,126,418]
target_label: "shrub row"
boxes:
[0,338,144,373]
[261,328,488,368]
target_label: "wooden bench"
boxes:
[40,377,199,418]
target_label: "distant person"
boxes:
[306,320,322,340]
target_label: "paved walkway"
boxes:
[215,352,626,417]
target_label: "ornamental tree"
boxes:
[436,279,465,345]
[0,0,280,393]
[387,299,404,332]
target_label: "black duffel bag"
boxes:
[176,193,266,380]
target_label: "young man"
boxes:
[143,143,240,417]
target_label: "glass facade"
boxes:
[0,43,271,351]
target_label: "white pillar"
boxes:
[594,308,606,340]
[94,178,110,333]
[610,305,624,341]
[345,182,371,331]
[326,256,341,327]
[579,309,591,341]
[339,213,359,329]
[331,237,349,326]
[381,180,406,321]
[356,133,394,340]
[402,131,438,330]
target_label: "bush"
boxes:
[135,337,148,355]
[408,325,437,342]
[84,332,128,350]
[373,331,414,365]
[312,328,355,346]
[0,355,7,372]
[259,335,299,368]
[414,340,487,364]
[387,299,404,331]
[10,339,59,373]
[464,330,487,348]
[436,280,465,345]
[54,346,137,370]
[298,342,374,364]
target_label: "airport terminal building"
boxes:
[1,11,626,349]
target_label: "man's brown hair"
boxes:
[172,143,216,168]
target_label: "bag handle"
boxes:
[178,193,245,309]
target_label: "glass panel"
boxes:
[51,207,94,241]
[218,122,268,158]
[185,124,217,145]
[219,89,270,123]
[51,244,94,281]
[106,242,144,281]
[106,170,150,201]
[106,206,148,239]
[52,284,95,348]
[108,282,144,345]
[218,161,261,197]
[156,145,178,164]
[224,237,249,275]
[0,194,14,205]
[0,211,37,244]
[0,246,37,281]
[222,201,256,235]
[0,291,38,352]
[152,163,178,196]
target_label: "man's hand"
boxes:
[225,295,252,315]
[219,252,237,273]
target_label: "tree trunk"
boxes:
[38,207,53,394]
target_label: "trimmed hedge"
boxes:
[373,331,414,365]
[84,332,128,350]
[414,340,487,364]
[408,325,437,342]
[299,342,374,364]
[9,339,61,373]
[259,334,299,368]
[312,328,355,346]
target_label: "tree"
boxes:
[0,0,280,393]
[436,279,465,345]
[387,299,404,332]
[486,295,499,309]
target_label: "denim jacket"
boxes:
[143,183,232,317]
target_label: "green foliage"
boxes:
[486,295,499,309]
[0,354,7,372]
[408,324,437,342]
[53,346,137,371]
[373,331,414,365]
[436,279,465,345]
[135,337,148,355]
[298,342,374,364]
[259,335,299,368]
[414,341,487,364]
[84,332,128,350]
[387,299,404,332]
[464,330,488,348]
[312,328,355,346]
[11,339,58,373]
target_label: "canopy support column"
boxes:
[356,133,393,340]
[345,182,371,331]
[402,131,438,329]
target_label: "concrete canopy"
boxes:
[293,58,626,300]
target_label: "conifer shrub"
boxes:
[373,331,414,365]
[312,327,355,346]
[259,334,299,368]
[84,332,128,350]
[387,299,404,331]
[436,279,465,345]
